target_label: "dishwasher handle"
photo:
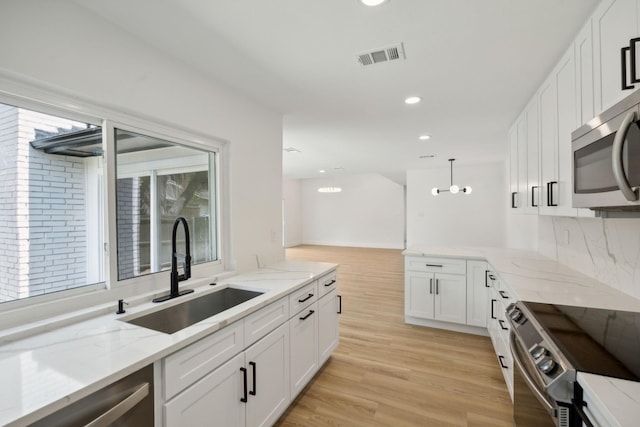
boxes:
[85,382,150,427]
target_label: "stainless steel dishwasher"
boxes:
[31,364,154,427]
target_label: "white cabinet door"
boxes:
[405,271,435,319]
[593,0,640,113]
[289,302,318,399]
[539,71,558,216]
[576,20,596,126]
[433,273,466,325]
[555,45,579,217]
[466,260,488,328]
[245,322,290,427]
[538,46,579,216]
[318,289,339,366]
[508,124,520,211]
[524,97,540,213]
[163,353,245,427]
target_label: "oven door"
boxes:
[510,331,560,427]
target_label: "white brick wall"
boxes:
[0,104,97,302]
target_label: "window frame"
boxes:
[0,77,230,323]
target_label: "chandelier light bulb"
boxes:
[464,186,473,194]
[431,188,439,196]
[449,185,459,194]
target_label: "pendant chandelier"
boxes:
[431,158,472,196]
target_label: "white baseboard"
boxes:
[404,316,489,337]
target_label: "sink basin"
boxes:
[125,287,264,334]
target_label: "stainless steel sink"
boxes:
[125,287,264,334]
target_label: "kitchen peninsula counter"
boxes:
[405,246,640,427]
[0,260,337,427]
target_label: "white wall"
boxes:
[283,179,303,248]
[406,162,506,248]
[299,173,405,249]
[0,0,284,272]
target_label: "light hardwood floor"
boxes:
[274,245,513,427]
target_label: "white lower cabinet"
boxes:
[466,260,488,328]
[245,323,290,427]
[289,301,318,399]
[405,256,492,331]
[290,271,340,400]
[486,271,514,400]
[318,289,339,366]
[163,322,290,427]
[159,272,340,427]
[164,353,245,427]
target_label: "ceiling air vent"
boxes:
[356,43,405,67]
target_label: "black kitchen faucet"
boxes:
[153,217,195,303]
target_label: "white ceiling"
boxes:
[75,0,600,184]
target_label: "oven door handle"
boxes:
[509,331,557,418]
[612,109,639,201]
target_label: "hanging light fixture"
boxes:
[431,158,472,196]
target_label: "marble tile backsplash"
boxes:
[538,216,640,300]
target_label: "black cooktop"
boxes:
[523,302,640,382]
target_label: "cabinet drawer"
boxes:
[244,296,289,348]
[289,281,318,315]
[163,320,244,399]
[317,270,337,298]
[405,256,466,275]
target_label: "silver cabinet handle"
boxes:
[85,382,149,427]
[612,110,639,201]
[425,264,442,268]
[429,278,433,294]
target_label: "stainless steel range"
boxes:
[506,301,640,427]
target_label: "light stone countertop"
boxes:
[0,260,337,427]
[405,246,640,425]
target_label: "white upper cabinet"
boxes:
[576,20,596,126]
[593,0,640,113]
[507,96,539,215]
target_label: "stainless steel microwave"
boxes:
[572,90,640,211]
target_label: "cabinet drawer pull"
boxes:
[338,295,342,314]
[484,270,490,288]
[547,181,558,207]
[531,186,539,207]
[498,320,509,331]
[511,192,517,208]
[298,293,314,303]
[498,355,508,369]
[622,45,635,90]
[435,279,439,295]
[429,278,433,294]
[498,290,509,299]
[425,263,443,268]
[240,367,248,402]
[299,310,315,321]
[249,361,257,396]
[324,279,336,287]
[491,299,496,319]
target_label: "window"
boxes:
[0,102,104,303]
[0,99,222,305]
[115,129,218,280]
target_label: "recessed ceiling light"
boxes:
[419,135,431,140]
[360,0,387,6]
[404,96,421,105]
[319,169,326,173]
